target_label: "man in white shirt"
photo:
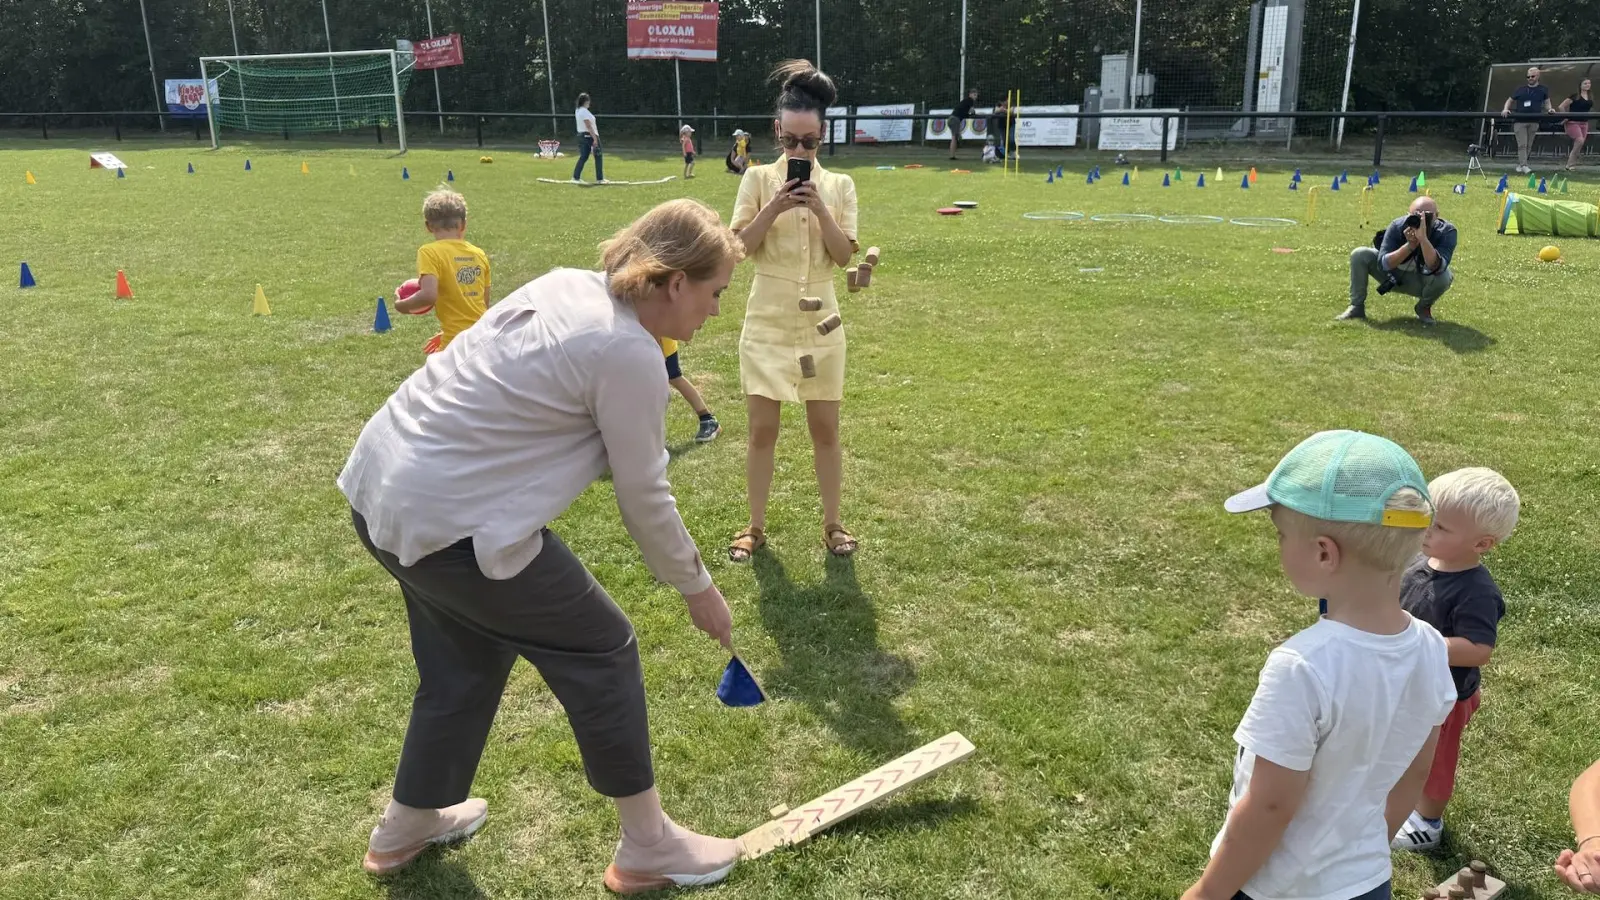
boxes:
[1185,430,1457,900]
[573,91,605,183]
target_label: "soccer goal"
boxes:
[198,49,416,151]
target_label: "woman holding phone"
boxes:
[727,60,860,562]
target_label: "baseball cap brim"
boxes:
[1224,483,1274,514]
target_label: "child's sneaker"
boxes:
[1391,810,1443,851]
[695,415,721,443]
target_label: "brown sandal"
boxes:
[728,527,765,563]
[823,523,858,557]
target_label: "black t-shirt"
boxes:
[1569,94,1594,115]
[1511,84,1550,120]
[954,97,977,120]
[1400,555,1505,700]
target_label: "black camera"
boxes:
[1404,213,1423,230]
[1376,271,1402,294]
[1467,142,1481,158]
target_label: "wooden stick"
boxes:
[856,262,873,288]
[816,313,842,335]
[736,731,976,860]
[798,355,816,378]
[798,297,823,312]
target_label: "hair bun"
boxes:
[771,59,838,112]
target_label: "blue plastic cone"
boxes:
[187,162,194,174]
[1371,170,1380,184]
[402,167,410,180]
[1292,168,1302,182]
[1196,173,1206,187]
[1240,173,1250,189]
[1538,177,1547,193]
[1408,176,1418,192]
[716,656,766,707]
[1453,184,1466,195]
[1046,170,1054,184]
[374,297,392,333]
[1055,165,1064,179]
[1162,173,1171,187]
[1496,174,1508,193]
[1341,169,1350,183]
[244,159,252,171]
[117,168,125,179]
[1122,172,1130,186]
[20,262,36,288]
[1332,179,1341,191]
[447,169,455,182]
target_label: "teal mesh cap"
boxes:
[1225,430,1433,528]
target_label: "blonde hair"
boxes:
[1430,467,1520,542]
[1277,487,1433,572]
[599,198,744,304]
[422,187,468,230]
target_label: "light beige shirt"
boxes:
[337,267,711,594]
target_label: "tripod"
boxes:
[1466,147,1491,184]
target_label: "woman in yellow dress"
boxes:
[728,60,860,561]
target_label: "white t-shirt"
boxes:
[575,106,598,137]
[337,268,710,595]
[1211,615,1455,900]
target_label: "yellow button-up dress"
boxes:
[730,157,858,403]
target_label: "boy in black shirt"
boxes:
[949,88,979,159]
[1392,467,1521,851]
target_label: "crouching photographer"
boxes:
[1339,196,1457,326]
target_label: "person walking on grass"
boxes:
[680,124,697,179]
[661,335,720,442]
[1558,78,1593,171]
[341,198,746,893]
[394,187,492,356]
[573,92,606,184]
[726,59,861,562]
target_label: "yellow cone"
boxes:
[253,284,272,316]
[1132,165,1139,183]
[301,161,309,175]
[25,171,36,185]
[349,164,356,176]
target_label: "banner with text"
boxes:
[826,106,849,144]
[1097,110,1180,150]
[854,103,915,142]
[626,2,718,61]
[413,33,464,69]
[165,78,218,118]
[926,106,1080,146]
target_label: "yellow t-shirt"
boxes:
[659,337,679,357]
[417,239,490,349]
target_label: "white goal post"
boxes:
[198,49,414,152]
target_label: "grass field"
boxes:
[2,141,1598,900]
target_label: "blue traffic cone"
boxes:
[447,169,455,182]
[1292,168,1302,182]
[1538,177,1547,193]
[1408,176,1418,192]
[244,159,252,171]
[1370,170,1380,184]
[19,262,36,288]
[1046,170,1054,184]
[374,297,392,333]
[1162,173,1171,187]
[1452,184,1466,195]
[1289,181,1298,190]
[187,162,194,174]
[1122,172,1130,186]
[402,167,410,180]
[116,168,125,179]
[1496,174,1508,193]
[1085,173,1093,185]
[1240,173,1250,189]
[1341,169,1350,183]
[1196,173,1206,187]
[716,656,766,707]
[1332,178,1341,191]
[1055,165,1064,179]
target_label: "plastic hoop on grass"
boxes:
[1229,216,1299,227]
[1089,213,1158,223]
[1022,211,1085,221]
[1158,214,1225,225]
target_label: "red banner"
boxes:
[626,2,718,62]
[414,33,464,70]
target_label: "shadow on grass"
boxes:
[380,854,486,900]
[1370,316,1496,354]
[752,552,915,757]
[597,439,706,484]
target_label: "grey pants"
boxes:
[353,509,653,806]
[1514,121,1539,166]
[1349,246,1453,309]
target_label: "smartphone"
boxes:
[786,157,812,192]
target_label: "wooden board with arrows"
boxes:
[736,731,976,860]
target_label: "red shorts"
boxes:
[1424,690,1481,802]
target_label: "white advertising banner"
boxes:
[1097,110,1180,150]
[826,106,849,144]
[927,106,1079,145]
[853,103,915,142]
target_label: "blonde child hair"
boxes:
[422,187,468,230]
[1277,487,1434,572]
[1430,467,1520,543]
[599,198,743,304]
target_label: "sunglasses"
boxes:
[778,134,822,150]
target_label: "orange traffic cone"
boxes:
[1248,166,1258,184]
[115,270,133,299]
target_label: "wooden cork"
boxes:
[864,246,880,266]
[1422,889,1442,900]
[1469,861,1488,888]
[798,296,823,312]
[846,267,860,292]
[798,355,816,378]
[1457,868,1475,889]
[1446,887,1467,900]
[856,262,873,288]
[816,313,842,335]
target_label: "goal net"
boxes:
[199,50,415,150]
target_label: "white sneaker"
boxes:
[1391,810,1443,851]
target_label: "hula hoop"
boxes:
[1090,213,1158,223]
[1158,214,1225,225]
[1022,211,1085,221]
[1229,216,1299,227]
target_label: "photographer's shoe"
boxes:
[1335,305,1367,321]
[1414,302,1436,326]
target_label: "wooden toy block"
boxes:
[864,246,880,267]
[798,355,816,378]
[798,297,823,312]
[816,313,842,335]
[846,267,860,292]
[736,731,976,860]
[1422,860,1504,900]
[856,262,873,288]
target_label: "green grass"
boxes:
[2,142,1597,900]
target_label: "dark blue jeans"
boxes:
[572,133,604,181]
[1236,882,1390,900]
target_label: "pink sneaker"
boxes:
[362,799,488,875]
[603,815,739,893]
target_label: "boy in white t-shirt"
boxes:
[1184,430,1457,900]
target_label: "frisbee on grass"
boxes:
[937,207,963,216]
[953,200,978,208]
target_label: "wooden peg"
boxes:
[846,267,860,292]
[1446,888,1467,900]
[1421,889,1442,900]
[856,262,873,288]
[864,246,880,266]
[798,297,823,312]
[798,355,816,378]
[816,313,842,335]
[1457,868,1475,889]
[1469,861,1488,888]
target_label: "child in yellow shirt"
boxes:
[661,337,719,442]
[395,187,491,353]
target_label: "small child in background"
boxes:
[1391,467,1520,852]
[395,186,491,354]
[1186,430,1455,900]
[680,124,697,180]
[661,337,719,443]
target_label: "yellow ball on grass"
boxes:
[1538,245,1561,262]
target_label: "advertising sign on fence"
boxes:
[826,106,849,144]
[854,103,915,142]
[626,2,718,61]
[927,106,1080,146]
[413,33,465,69]
[165,78,218,118]
[1097,110,1180,150]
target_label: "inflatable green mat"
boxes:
[1498,192,1599,236]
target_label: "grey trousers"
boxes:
[1349,246,1453,309]
[353,508,654,806]
[1514,121,1539,166]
